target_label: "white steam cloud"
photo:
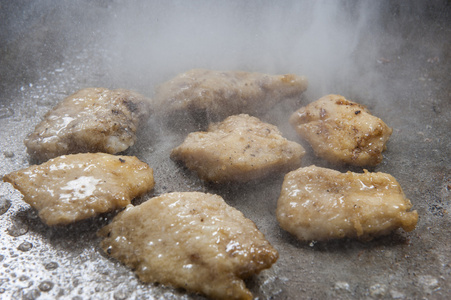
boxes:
[101,0,388,100]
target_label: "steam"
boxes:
[2,0,447,107]
[101,0,387,99]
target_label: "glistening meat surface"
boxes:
[25,88,151,162]
[276,165,418,241]
[3,153,155,225]
[171,114,305,183]
[290,94,392,166]
[98,192,278,300]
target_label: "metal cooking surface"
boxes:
[1,1,450,299]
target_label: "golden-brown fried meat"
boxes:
[290,94,392,166]
[25,88,151,162]
[3,153,154,225]
[171,114,305,183]
[276,165,418,241]
[98,192,278,300]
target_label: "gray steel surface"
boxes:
[0,1,450,299]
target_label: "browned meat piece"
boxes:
[25,88,151,162]
[290,94,392,166]
[276,165,418,241]
[171,114,305,183]
[154,69,308,122]
[98,192,278,300]
[3,153,154,225]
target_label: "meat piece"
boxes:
[276,165,418,241]
[98,192,278,300]
[2,153,154,225]
[171,114,305,183]
[25,88,151,162]
[154,69,308,122]
[289,94,392,166]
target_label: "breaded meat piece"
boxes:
[25,88,151,162]
[98,192,278,300]
[276,165,418,241]
[290,94,392,166]
[3,153,154,225]
[171,114,305,183]
[154,69,308,122]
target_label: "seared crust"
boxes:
[276,165,418,241]
[290,94,392,166]
[171,114,305,183]
[3,153,154,225]
[25,88,151,162]
[98,192,278,300]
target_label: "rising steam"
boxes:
[100,0,389,100]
